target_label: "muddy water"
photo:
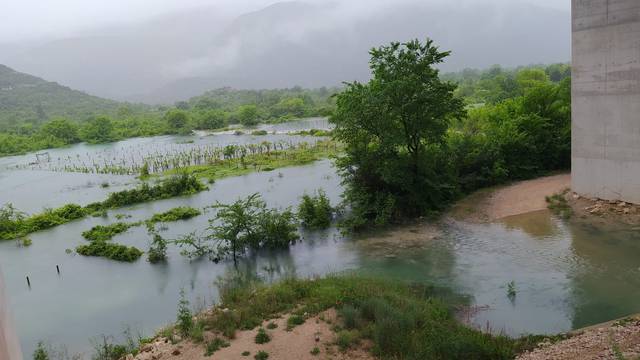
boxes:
[1,120,640,356]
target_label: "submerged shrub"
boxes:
[76,241,143,262]
[148,207,201,223]
[82,222,134,241]
[298,190,333,229]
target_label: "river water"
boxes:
[1,118,639,357]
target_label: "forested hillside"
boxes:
[0,64,122,130]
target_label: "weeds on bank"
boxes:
[546,189,573,219]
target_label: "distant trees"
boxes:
[237,104,260,126]
[39,118,80,144]
[164,109,192,135]
[81,116,116,143]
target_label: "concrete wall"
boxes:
[572,0,640,203]
[0,269,22,360]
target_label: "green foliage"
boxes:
[507,281,517,300]
[310,347,320,356]
[336,329,360,351]
[164,109,193,135]
[332,39,464,229]
[82,222,133,241]
[177,288,194,337]
[0,203,87,241]
[76,241,143,262]
[298,190,333,229]
[254,328,271,344]
[546,190,573,219]
[148,206,201,223]
[254,351,269,360]
[147,232,168,264]
[209,275,536,360]
[81,116,116,143]
[237,104,260,126]
[177,194,298,264]
[286,314,305,330]
[33,341,49,360]
[204,338,230,356]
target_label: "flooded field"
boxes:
[1,118,640,356]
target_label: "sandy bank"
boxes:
[451,173,571,222]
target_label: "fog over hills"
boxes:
[0,1,570,104]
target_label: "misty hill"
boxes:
[0,1,570,104]
[0,64,121,129]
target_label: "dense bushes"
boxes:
[332,39,571,229]
[298,190,333,229]
[177,194,298,263]
[82,223,134,241]
[76,241,143,262]
[0,203,88,240]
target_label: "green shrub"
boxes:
[298,190,333,229]
[286,314,305,330]
[82,222,133,241]
[148,207,201,223]
[251,130,268,136]
[254,328,270,344]
[147,233,168,263]
[310,347,320,356]
[204,338,230,356]
[339,304,359,330]
[76,241,143,262]
[266,322,278,329]
[336,329,360,351]
[189,321,205,343]
[176,289,193,337]
[242,351,250,356]
[33,342,49,360]
[254,351,269,360]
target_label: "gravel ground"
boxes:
[517,316,640,360]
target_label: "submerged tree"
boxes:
[176,194,298,264]
[331,38,465,229]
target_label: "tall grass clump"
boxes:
[148,206,201,223]
[82,222,135,241]
[76,241,143,262]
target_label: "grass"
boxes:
[192,275,546,360]
[254,351,269,360]
[546,189,573,219]
[204,338,230,356]
[254,328,271,344]
[310,347,320,356]
[165,140,339,181]
[286,314,305,331]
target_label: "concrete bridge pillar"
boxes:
[572,0,640,203]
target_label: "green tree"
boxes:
[196,109,226,130]
[331,39,464,229]
[164,109,191,134]
[81,116,116,143]
[237,105,260,126]
[176,288,193,336]
[33,342,49,360]
[39,118,80,144]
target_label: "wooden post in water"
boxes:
[26,276,31,288]
[56,265,60,275]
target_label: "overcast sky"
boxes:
[1,0,569,43]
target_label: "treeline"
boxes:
[0,87,337,157]
[442,63,571,105]
[332,39,571,229]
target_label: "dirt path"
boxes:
[131,310,374,360]
[451,173,571,222]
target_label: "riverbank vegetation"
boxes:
[0,87,337,157]
[129,275,545,360]
[0,174,205,241]
[332,39,571,229]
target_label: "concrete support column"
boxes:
[572,0,640,203]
